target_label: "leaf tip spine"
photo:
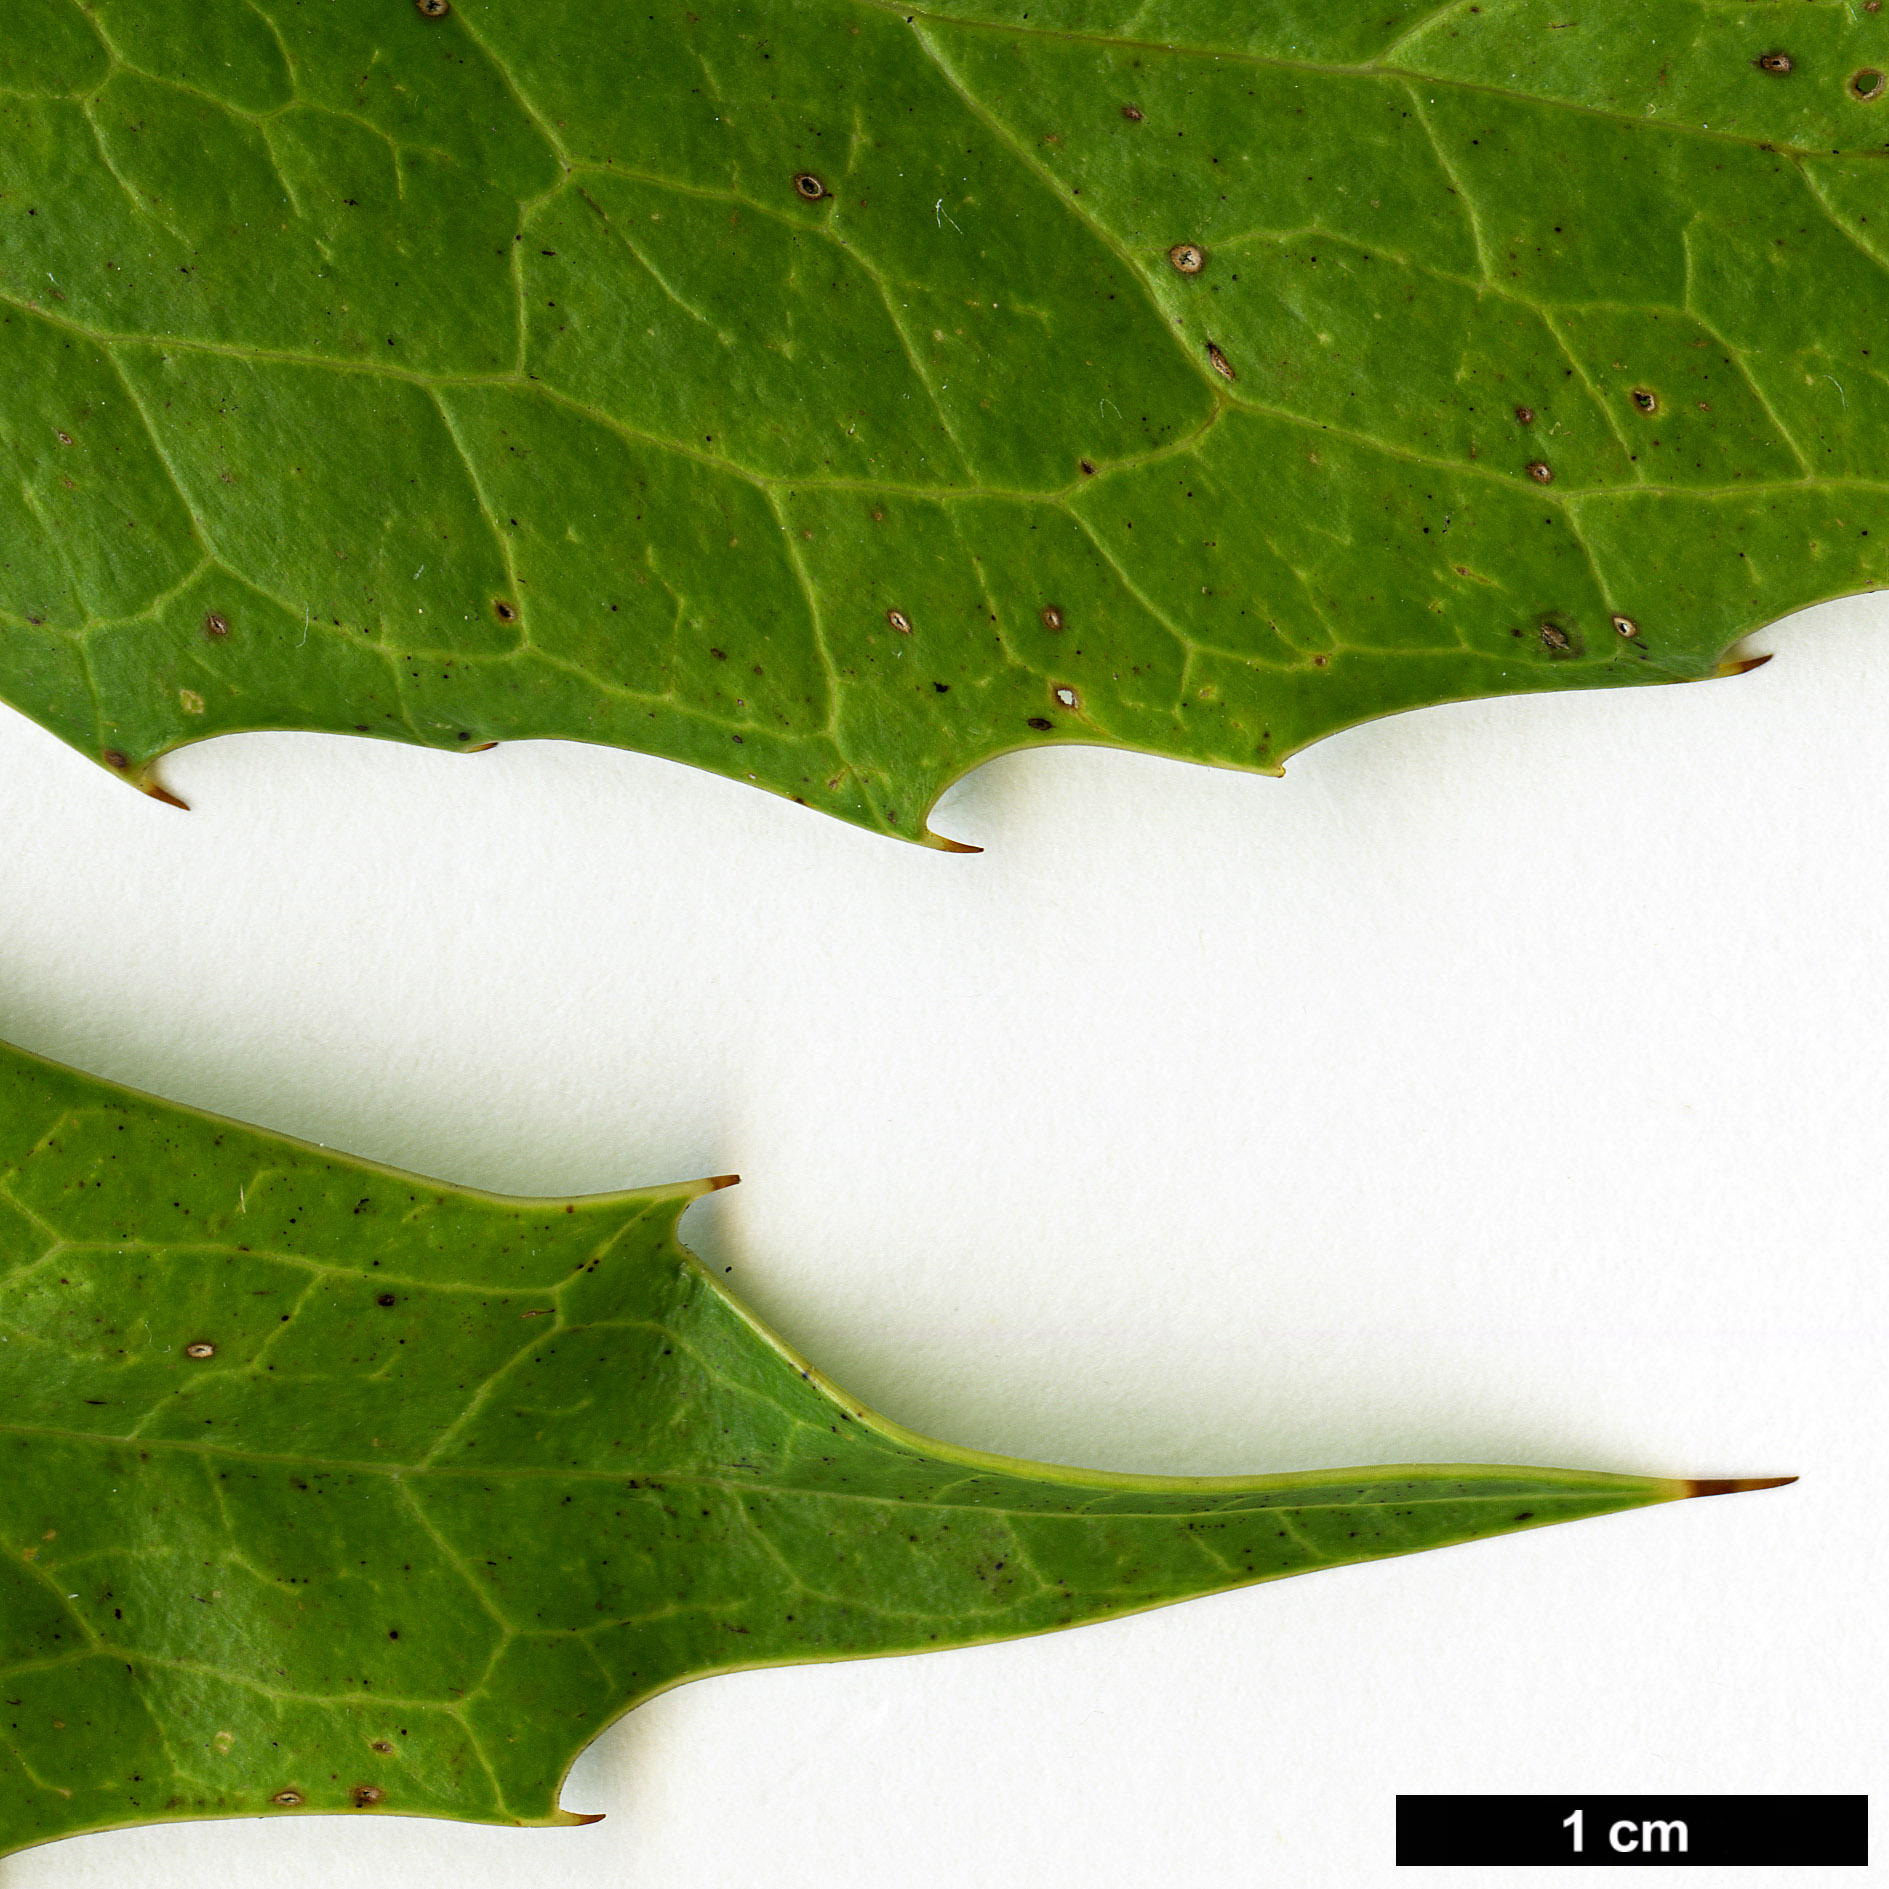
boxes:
[1683,1475,1797,1499]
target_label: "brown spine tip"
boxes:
[1685,1476,1797,1498]
[702,1174,741,1193]
[1720,652,1774,677]
[569,1813,607,1826]
[142,780,191,812]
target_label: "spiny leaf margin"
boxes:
[4,0,1888,839]
[0,1035,1766,1856]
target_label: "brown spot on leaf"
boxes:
[1852,68,1886,100]
[1757,50,1793,73]
[793,172,827,202]
[1526,460,1554,484]
[1078,459,1096,476]
[1631,387,1658,414]
[1168,243,1205,274]
[55,430,73,446]
[204,612,229,638]
[1121,104,1143,121]
[185,1342,215,1359]
[352,1784,384,1807]
[1514,406,1535,425]
[886,608,912,634]
[1052,685,1078,709]
[271,1790,304,1808]
[1027,716,1053,730]
[1613,614,1640,637]
[415,0,448,15]
[1041,605,1064,631]
[493,600,517,623]
[1539,623,1571,653]
[102,749,129,770]
[1205,341,1236,381]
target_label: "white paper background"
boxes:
[0,598,1880,1887]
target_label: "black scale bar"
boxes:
[1397,1795,1867,1866]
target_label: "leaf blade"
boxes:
[0,1037,1782,1856]
[6,0,1887,837]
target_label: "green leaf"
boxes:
[0,1036,1785,1857]
[4,0,1881,841]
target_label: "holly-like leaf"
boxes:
[3,0,1881,840]
[0,1036,1786,1857]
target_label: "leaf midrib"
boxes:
[0,1420,1620,1521]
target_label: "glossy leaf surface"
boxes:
[4,0,1885,840]
[0,1037,1769,1855]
